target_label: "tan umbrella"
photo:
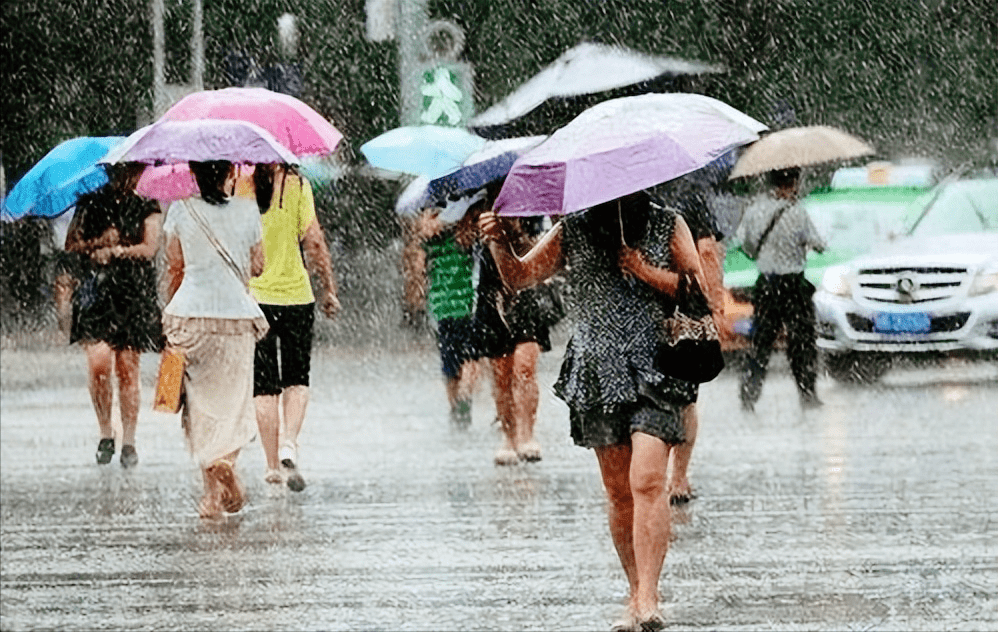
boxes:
[729,125,875,179]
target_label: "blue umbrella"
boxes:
[360,125,486,179]
[1,136,124,222]
[425,135,546,206]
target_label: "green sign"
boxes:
[419,63,473,126]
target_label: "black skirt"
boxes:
[71,259,163,352]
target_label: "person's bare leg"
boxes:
[54,273,74,338]
[444,376,461,409]
[115,348,141,447]
[280,385,309,451]
[457,358,482,401]
[86,343,114,440]
[512,342,541,460]
[667,404,698,501]
[199,466,222,519]
[595,444,638,604]
[254,394,281,471]
[630,432,671,618]
[279,385,309,491]
[491,355,517,464]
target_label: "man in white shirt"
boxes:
[735,168,826,411]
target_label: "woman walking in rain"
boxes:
[479,192,707,631]
[471,191,554,465]
[250,164,339,492]
[162,160,268,519]
[65,162,163,468]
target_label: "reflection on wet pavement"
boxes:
[2,346,996,630]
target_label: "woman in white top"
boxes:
[162,160,268,520]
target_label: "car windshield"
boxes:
[803,187,930,252]
[905,179,998,237]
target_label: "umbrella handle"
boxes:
[618,200,627,248]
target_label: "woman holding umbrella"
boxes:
[161,160,268,519]
[480,193,707,631]
[65,162,163,468]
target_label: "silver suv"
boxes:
[813,177,998,382]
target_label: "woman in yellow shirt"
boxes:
[249,164,340,491]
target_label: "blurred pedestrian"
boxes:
[162,160,268,519]
[250,164,340,492]
[46,208,80,338]
[654,176,727,505]
[736,167,826,411]
[399,213,429,329]
[472,192,555,465]
[64,163,163,468]
[416,195,484,424]
[480,192,707,631]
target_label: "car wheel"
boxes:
[824,352,891,383]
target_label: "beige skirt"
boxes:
[163,315,269,467]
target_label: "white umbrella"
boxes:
[470,42,723,129]
[729,126,875,179]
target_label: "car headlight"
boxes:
[969,267,998,296]
[821,265,852,297]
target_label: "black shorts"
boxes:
[436,317,479,379]
[254,303,315,396]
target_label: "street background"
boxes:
[2,334,996,631]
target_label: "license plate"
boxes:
[874,312,931,333]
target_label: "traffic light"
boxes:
[417,61,473,127]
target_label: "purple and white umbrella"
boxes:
[102,120,299,166]
[494,93,767,217]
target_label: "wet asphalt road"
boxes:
[1,339,996,631]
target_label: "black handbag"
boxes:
[529,277,567,328]
[654,274,725,384]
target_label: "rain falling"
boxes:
[1,1,996,630]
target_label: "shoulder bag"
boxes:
[152,200,258,414]
[741,201,789,260]
[654,274,725,384]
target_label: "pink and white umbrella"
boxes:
[495,93,767,217]
[160,87,343,157]
[134,163,259,202]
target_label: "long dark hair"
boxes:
[253,163,300,215]
[189,160,232,206]
[253,164,276,214]
[583,191,652,255]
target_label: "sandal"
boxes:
[516,440,543,462]
[636,609,666,632]
[95,438,115,465]
[669,486,697,506]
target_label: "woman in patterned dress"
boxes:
[479,192,708,631]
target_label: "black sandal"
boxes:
[96,438,115,465]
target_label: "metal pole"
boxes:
[151,0,166,115]
[191,0,204,91]
[397,0,427,125]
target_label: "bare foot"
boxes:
[198,491,222,520]
[494,438,518,466]
[207,460,245,514]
